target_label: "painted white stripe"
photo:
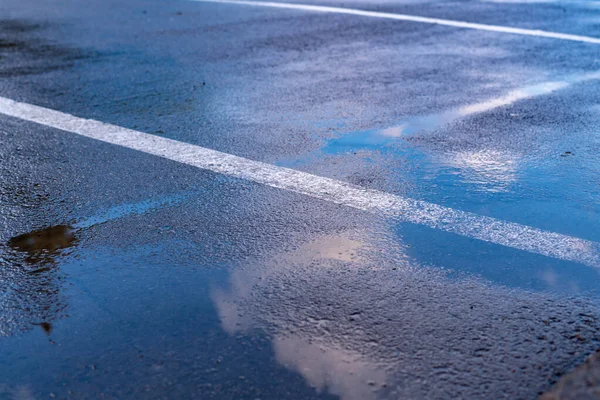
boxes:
[192,0,600,44]
[0,96,599,267]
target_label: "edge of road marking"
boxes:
[191,0,600,45]
[0,96,599,267]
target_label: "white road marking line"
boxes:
[192,0,600,44]
[0,96,599,267]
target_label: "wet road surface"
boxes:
[1,0,600,398]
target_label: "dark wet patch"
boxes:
[0,19,46,33]
[0,226,73,335]
[0,40,19,50]
[0,19,99,78]
[33,322,53,335]
[8,225,77,265]
[0,250,68,336]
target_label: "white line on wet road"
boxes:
[192,0,600,44]
[0,96,599,267]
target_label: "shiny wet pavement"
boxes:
[1,0,600,398]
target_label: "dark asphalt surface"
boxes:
[1,0,600,398]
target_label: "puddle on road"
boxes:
[273,335,387,400]
[4,191,194,266]
[211,228,600,400]
[32,321,52,335]
[9,225,76,253]
[8,225,77,267]
[1,226,72,337]
[212,230,391,400]
[0,191,200,338]
[320,72,600,156]
[277,71,600,172]
[277,71,600,209]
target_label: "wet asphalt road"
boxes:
[1,0,600,399]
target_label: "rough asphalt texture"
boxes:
[1,0,600,399]
[541,350,600,400]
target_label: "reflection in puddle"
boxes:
[0,384,35,400]
[33,321,53,335]
[5,191,194,266]
[212,228,600,399]
[323,72,600,154]
[447,149,518,192]
[2,225,76,336]
[213,233,374,335]
[1,192,194,336]
[8,225,77,266]
[274,335,387,400]
[1,228,69,337]
[279,71,600,195]
[212,231,389,400]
